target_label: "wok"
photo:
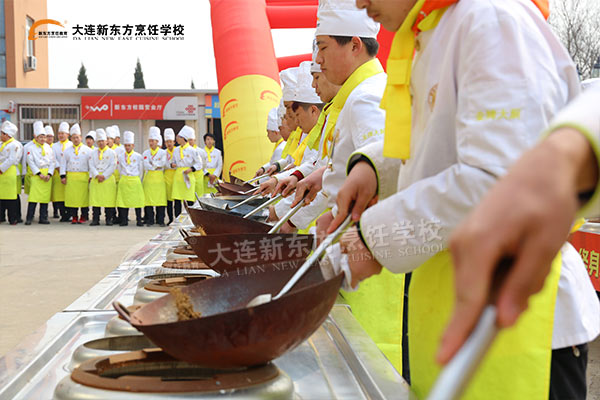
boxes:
[217,181,257,196]
[185,233,313,274]
[196,196,268,222]
[186,207,272,235]
[114,264,343,368]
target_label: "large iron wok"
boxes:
[114,264,343,368]
[195,196,268,222]
[217,181,257,196]
[185,206,272,235]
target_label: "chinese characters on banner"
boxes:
[569,230,600,291]
[81,96,198,120]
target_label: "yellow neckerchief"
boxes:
[306,102,331,150]
[273,137,283,153]
[73,143,82,156]
[179,142,189,160]
[322,58,384,159]
[110,144,118,151]
[291,133,311,166]
[204,146,214,163]
[281,127,303,158]
[167,147,174,160]
[0,137,14,153]
[60,139,69,151]
[90,145,96,150]
[150,146,159,157]
[126,149,134,165]
[98,146,107,160]
[33,138,46,156]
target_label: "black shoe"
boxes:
[59,217,71,222]
[146,223,154,227]
[25,220,32,225]
[159,223,166,227]
[90,220,100,226]
[167,219,174,225]
[52,214,60,219]
[136,221,144,227]
[119,221,127,226]
[39,219,50,225]
[17,219,23,223]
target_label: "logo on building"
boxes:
[29,19,68,40]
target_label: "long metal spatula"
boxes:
[243,194,282,219]
[247,214,353,308]
[426,258,512,400]
[267,193,305,234]
[227,193,262,210]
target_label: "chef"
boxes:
[112,125,123,148]
[187,132,205,197]
[171,126,202,217]
[199,133,223,195]
[254,103,292,181]
[143,126,167,227]
[43,125,62,219]
[60,124,91,224]
[51,122,72,222]
[330,0,599,398]
[116,131,145,226]
[25,121,55,225]
[106,127,124,183]
[254,104,286,179]
[85,131,96,150]
[163,128,177,224]
[88,129,117,226]
[0,121,21,225]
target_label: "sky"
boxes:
[47,0,315,90]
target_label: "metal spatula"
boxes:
[243,194,282,219]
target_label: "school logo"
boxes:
[28,19,68,40]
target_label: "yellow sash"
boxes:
[98,146,107,160]
[306,103,331,151]
[409,250,560,399]
[281,127,302,159]
[125,150,134,164]
[273,138,283,153]
[291,134,311,167]
[60,140,69,152]
[204,146,214,163]
[322,58,384,159]
[73,143,82,156]
[179,142,190,160]
[0,137,14,153]
[33,139,46,156]
[150,146,159,157]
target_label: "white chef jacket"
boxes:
[143,148,167,171]
[0,139,21,173]
[173,144,203,170]
[165,147,176,170]
[26,141,55,175]
[21,142,34,174]
[199,147,223,177]
[60,144,92,174]
[14,141,23,176]
[89,147,117,179]
[52,140,73,170]
[356,0,596,348]
[262,140,286,171]
[118,150,144,179]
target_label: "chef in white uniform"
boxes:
[25,121,55,225]
[163,128,177,224]
[0,121,21,225]
[85,131,96,150]
[198,133,223,194]
[60,124,91,224]
[142,126,168,227]
[88,129,117,226]
[50,121,72,221]
[171,126,202,217]
[116,131,145,226]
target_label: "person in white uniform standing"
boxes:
[26,121,55,225]
[60,124,91,224]
[51,122,72,221]
[116,131,145,226]
[163,128,177,224]
[0,121,21,225]
[143,126,167,227]
[88,129,117,226]
[199,133,223,195]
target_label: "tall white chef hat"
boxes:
[311,38,321,73]
[164,128,175,142]
[177,125,195,141]
[33,121,45,137]
[149,126,161,142]
[105,127,116,139]
[70,123,81,135]
[85,130,96,141]
[280,67,299,102]
[315,0,380,39]
[44,125,55,136]
[294,61,321,104]
[267,107,280,132]
[112,125,121,138]
[123,131,135,145]
[1,120,18,137]
[95,129,107,141]
[158,135,163,147]
[58,122,70,133]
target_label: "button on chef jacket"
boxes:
[117,151,144,179]
[60,145,92,174]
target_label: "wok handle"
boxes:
[243,194,282,219]
[195,192,202,204]
[244,173,268,185]
[229,193,261,210]
[113,301,133,324]
[268,193,304,234]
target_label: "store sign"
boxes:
[205,94,221,118]
[569,230,600,291]
[81,96,198,120]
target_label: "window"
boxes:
[26,16,34,58]
[19,105,80,141]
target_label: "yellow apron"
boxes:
[202,168,218,195]
[164,169,176,201]
[194,170,205,197]
[117,175,145,208]
[28,168,52,203]
[16,164,22,195]
[51,169,66,202]
[0,165,18,200]
[24,167,32,195]
[409,250,560,400]
[342,271,405,372]
[172,167,196,202]
[89,175,117,208]
[143,170,167,207]
[65,172,89,208]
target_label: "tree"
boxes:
[191,79,195,89]
[133,58,146,89]
[549,0,600,80]
[77,63,89,88]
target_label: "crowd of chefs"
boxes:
[2,0,600,398]
[0,120,222,226]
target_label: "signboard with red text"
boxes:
[81,96,198,120]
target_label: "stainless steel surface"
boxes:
[68,335,156,371]
[580,222,600,234]
[105,314,143,337]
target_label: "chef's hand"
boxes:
[258,178,277,196]
[254,167,265,178]
[266,164,278,176]
[42,174,50,182]
[340,226,382,288]
[171,162,177,169]
[209,174,217,185]
[267,205,278,222]
[97,175,105,183]
[279,221,297,234]
[274,175,298,197]
[183,168,192,175]
[61,177,66,184]
[315,211,334,246]
[291,166,325,207]
[328,161,378,234]
[437,127,599,366]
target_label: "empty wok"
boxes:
[114,263,343,368]
[196,196,268,222]
[186,207,272,235]
[217,181,257,196]
[184,233,313,274]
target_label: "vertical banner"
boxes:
[210,0,282,181]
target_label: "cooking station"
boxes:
[0,210,412,400]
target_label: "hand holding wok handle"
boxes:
[243,194,282,219]
[113,301,133,324]
[426,258,513,400]
[268,191,303,234]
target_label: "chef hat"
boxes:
[123,131,135,145]
[158,134,163,147]
[105,126,116,139]
[70,123,81,135]
[85,130,96,141]
[112,125,121,137]
[95,129,107,141]
[33,121,45,137]
[280,67,299,102]
[178,125,195,141]
[164,128,175,141]
[44,125,55,136]
[315,0,380,39]
[149,126,161,142]
[58,122,70,133]
[311,38,321,73]
[267,107,280,132]
[1,121,18,137]
[294,61,321,104]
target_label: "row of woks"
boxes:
[112,177,345,370]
